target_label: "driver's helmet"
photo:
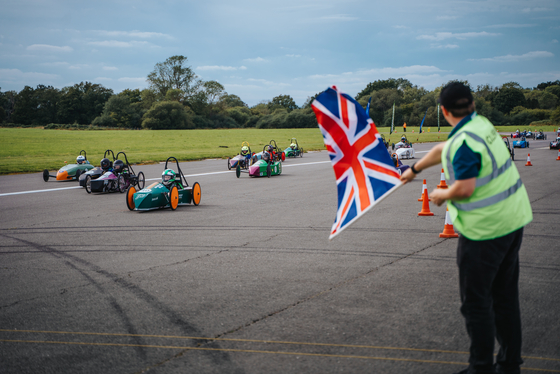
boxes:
[391,153,398,167]
[516,129,519,133]
[401,136,406,142]
[266,145,274,154]
[113,159,124,174]
[162,169,176,187]
[100,158,112,171]
[241,146,249,156]
[76,155,86,164]
[290,143,296,149]
[262,151,270,162]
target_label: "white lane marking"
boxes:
[0,186,83,197]
[1,161,333,196]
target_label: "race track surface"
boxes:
[1,136,559,374]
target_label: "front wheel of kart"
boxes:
[527,142,529,148]
[126,186,136,211]
[300,148,304,157]
[267,164,272,178]
[169,185,179,210]
[281,152,285,162]
[227,158,232,170]
[236,164,241,178]
[117,174,127,193]
[137,172,145,190]
[75,169,81,181]
[192,182,201,206]
[42,169,49,182]
[85,175,92,194]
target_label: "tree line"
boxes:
[1,55,559,130]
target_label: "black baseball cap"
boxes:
[438,82,473,109]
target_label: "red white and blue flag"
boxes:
[312,86,402,239]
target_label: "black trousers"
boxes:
[457,228,524,374]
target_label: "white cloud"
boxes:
[486,24,536,28]
[318,14,358,22]
[552,39,559,43]
[243,57,268,63]
[92,30,172,39]
[436,15,457,20]
[94,77,113,81]
[27,44,73,52]
[0,68,59,82]
[286,54,301,58]
[117,77,146,83]
[69,64,89,70]
[196,65,243,71]
[417,31,500,41]
[468,50,554,62]
[88,40,150,48]
[522,7,551,12]
[103,66,118,71]
[431,44,459,49]
[393,25,408,29]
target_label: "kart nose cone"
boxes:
[56,170,69,180]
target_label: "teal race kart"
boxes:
[43,150,94,182]
[237,145,282,178]
[283,138,304,158]
[126,157,201,211]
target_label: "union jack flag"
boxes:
[312,86,402,239]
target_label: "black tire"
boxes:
[137,172,145,190]
[85,175,92,194]
[267,164,272,178]
[236,164,241,178]
[117,174,127,193]
[227,158,232,170]
[527,142,529,148]
[42,169,49,182]
[75,169,81,181]
[300,148,303,157]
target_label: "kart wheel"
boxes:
[85,175,92,194]
[267,165,272,178]
[169,186,179,210]
[227,158,232,170]
[281,152,285,162]
[117,174,127,193]
[126,186,136,211]
[527,142,529,148]
[137,172,145,190]
[75,169,81,181]
[42,169,49,182]
[192,182,201,206]
[236,164,241,178]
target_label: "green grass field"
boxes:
[1,124,558,174]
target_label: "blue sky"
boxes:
[1,0,559,106]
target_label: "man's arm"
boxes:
[430,177,476,206]
[400,142,445,184]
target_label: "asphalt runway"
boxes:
[1,135,559,374]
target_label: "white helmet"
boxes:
[76,155,86,164]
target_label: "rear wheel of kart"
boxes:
[227,158,232,170]
[117,174,127,193]
[267,164,272,178]
[137,172,145,190]
[236,164,241,178]
[42,169,49,182]
[192,182,201,206]
[300,148,303,157]
[75,169,81,181]
[527,142,530,148]
[170,186,179,210]
[281,152,285,162]
[85,175,92,194]
[126,186,136,211]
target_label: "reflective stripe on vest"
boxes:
[445,131,515,210]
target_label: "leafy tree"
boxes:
[147,55,201,99]
[219,94,247,108]
[34,85,61,125]
[302,92,322,109]
[268,95,298,112]
[202,81,226,105]
[551,106,560,125]
[11,86,36,125]
[226,106,251,127]
[544,85,560,99]
[501,82,523,90]
[538,91,558,109]
[141,101,194,129]
[355,78,412,101]
[93,93,144,128]
[57,82,113,124]
[536,80,560,90]
[492,87,526,115]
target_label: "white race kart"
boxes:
[392,136,415,159]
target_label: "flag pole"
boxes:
[437,104,440,132]
[390,101,395,135]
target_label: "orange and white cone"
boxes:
[418,188,434,216]
[439,206,459,238]
[418,179,431,201]
[556,150,560,161]
[525,154,533,166]
[436,169,448,189]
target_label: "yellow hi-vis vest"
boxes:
[442,114,532,240]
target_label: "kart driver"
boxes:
[100,158,113,172]
[76,155,86,164]
[162,169,176,187]
[290,143,296,150]
[240,145,251,160]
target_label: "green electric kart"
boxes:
[126,157,201,211]
[43,150,95,182]
[237,145,283,178]
[283,138,304,158]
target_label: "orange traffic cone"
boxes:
[439,207,459,238]
[556,150,560,161]
[418,179,431,201]
[436,169,448,189]
[418,188,434,216]
[525,154,533,166]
